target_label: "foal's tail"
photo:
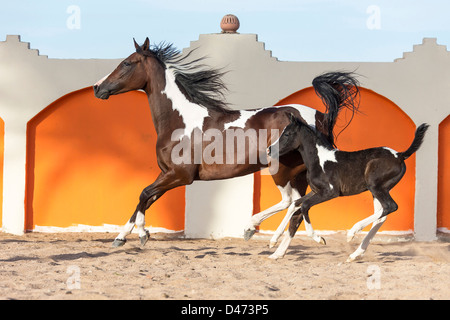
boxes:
[398,123,430,160]
[312,71,360,147]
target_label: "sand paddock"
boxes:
[0,231,449,300]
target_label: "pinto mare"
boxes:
[267,114,429,261]
[93,38,360,248]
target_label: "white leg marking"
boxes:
[245,182,293,233]
[116,220,134,241]
[135,211,147,238]
[269,187,301,247]
[304,215,324,244]
[270,202,298,248]
[269,231,293,260]
[347,198,383,242]
[347,216,386,262]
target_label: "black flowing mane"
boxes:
[293,114,336,150]
[142,42,236,114]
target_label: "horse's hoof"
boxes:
[346,253,363,263]
[268,253,282,260]
[269,241,277,248]
[346,233,355,243]
[319,237,326,245]
[112,238,126,248]
[140,230,150,246]
[243,228,256,241]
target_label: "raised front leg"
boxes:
[347,198,383,242]
[346,216,386,262]
[346,192,398,262]
[112,171,188,247]
[244,181,295,241]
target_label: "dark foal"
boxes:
[268,114,429,261]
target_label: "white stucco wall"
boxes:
[0,33,448,240]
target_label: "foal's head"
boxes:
[268,113,304,158]
[268,113,332,159]
[93,38,158,99]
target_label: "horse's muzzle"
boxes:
[93,85,110,100]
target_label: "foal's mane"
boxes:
[293,115,335,150]
[143,42,236,114]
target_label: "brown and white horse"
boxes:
[93,38,360,247]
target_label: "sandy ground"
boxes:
[0,231,449,300]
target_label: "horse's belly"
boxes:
[197,163,265,181]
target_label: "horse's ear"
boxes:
[288,113,303,126]
[288,113,296,123]
[142,37,150,51]
[134,38,143,53]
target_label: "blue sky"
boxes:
[1,0,450,61]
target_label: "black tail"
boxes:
[312,71,360,147]
[399,123,429,160]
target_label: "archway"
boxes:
[438,115,450,233]
[255,87,416,233]
[25,88,185,232]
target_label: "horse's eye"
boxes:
[123,61,131,67]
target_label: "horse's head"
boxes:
[94,38,153,99]
[268,113,303,158]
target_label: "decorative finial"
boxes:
[220,14,240,34]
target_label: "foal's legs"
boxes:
[269,191,333,259]
[269,170,324,247]
[270,204,325,248]
[269,211,303,260]
[346,216,386,262]
[347,198,384,242]
[113,171,188,247]
[346,192,398,262]
[269,201,297,248]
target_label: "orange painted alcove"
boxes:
[438,115,450,231]
[255,87,416,232]
[25,88,185,231]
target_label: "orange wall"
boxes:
[26,88,185,231]
[438,115,450,231]
[256,87,416,232]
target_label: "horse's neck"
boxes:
[148,67,210,139]
[298,127,325,171]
